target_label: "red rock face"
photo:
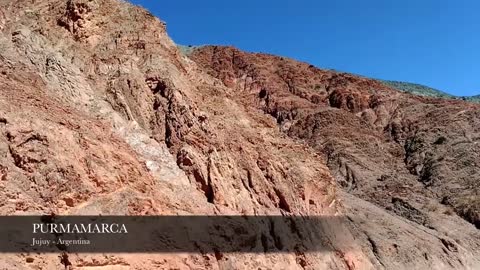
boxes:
[0,0,479,269]
[190,46,480,268]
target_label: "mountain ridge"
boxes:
[178,44,480,102]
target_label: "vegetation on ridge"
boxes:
[382,80,479,103]
[177,44,203,56]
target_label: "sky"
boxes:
[128,0,480,96]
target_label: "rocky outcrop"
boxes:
[0,0,368,269]
[190,46,480,269]
[0,0,479,269]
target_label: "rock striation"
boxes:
[0,0,478,269]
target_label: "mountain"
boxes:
[189,46,480,268]
[381,80,480,103]
[381,80,454,98]
[0,0,478,269]
[465,95,480,102]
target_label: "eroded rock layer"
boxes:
[0,0,478,269]
[190,46,480,269]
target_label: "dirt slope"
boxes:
[0,0,478,269]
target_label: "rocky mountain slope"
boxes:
[0,0,478,269]
[188,46,480,269]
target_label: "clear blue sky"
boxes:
[128,0,479,96]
